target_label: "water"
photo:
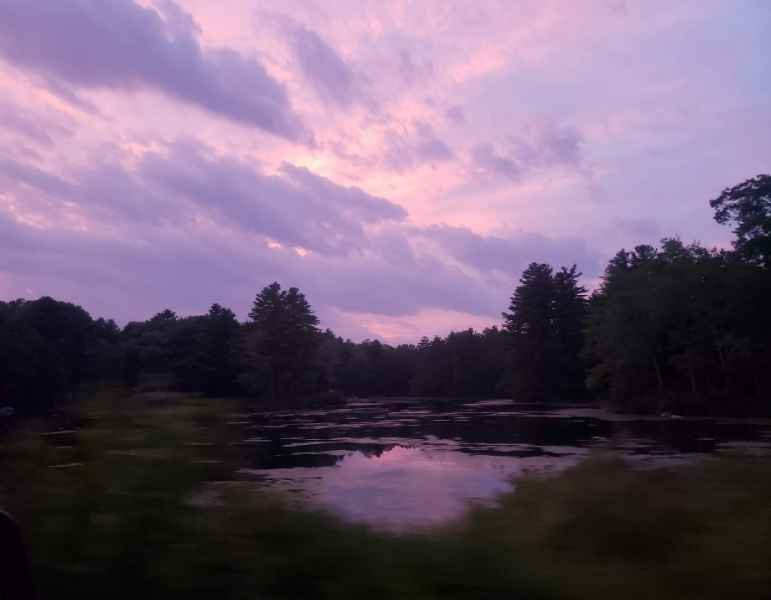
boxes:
[229,398,771,529]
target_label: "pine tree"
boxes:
[502,263,557,402]
[502,263,588,402]
[200,303,241,396]
[553,265,588,398]
[248,282,320,401]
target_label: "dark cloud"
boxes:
[0,100,73,146]
[256,11,369,108]
[397,49,434,87]
[415,138,454,163]
[0,203,601,333]
[607,1,630,16]
[42,77,103,114]
[0,141,600,339]
[1,133,412,254]
[0,208,498,330]
[319,256,499,317]
[0,209,267,321]
[0,157,74,196]
[140,140,406,254]
[1,140,406,255]
[383,121,455,171]
[0,0,306,140]
[421,224,601,279]
[472,121,583,180]
[471,143,520,179]
[286,23,359,107]
[0,153,180,225]
[75,160,179,225]
[616,218,661,240]
[444,105,466,124]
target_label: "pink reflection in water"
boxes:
[246,446,579,529]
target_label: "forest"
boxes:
[1,174,770,417]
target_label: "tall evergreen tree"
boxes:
[502,263,557,402]
[584,245,670,409]
[553,265,588,398]
[248,282,320,401]
[502,263,588,402]
[200,303,241,396]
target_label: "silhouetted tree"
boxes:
[0,297,118,415]
[502,263,558,402]
[585,237,771,414]
[200,304,241,396]
[248,283,320,401]
[4,174,771,417]
[121,308,181,388]
[710,174,771,266]
[584,246,669,409]
[553,266,588,399]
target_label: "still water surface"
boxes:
[229,399,771,528]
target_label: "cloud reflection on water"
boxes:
[243,445,579,529]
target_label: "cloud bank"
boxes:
[0,0,305,139]
[1,0,768,341]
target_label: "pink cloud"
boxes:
[0,0,765,342]
[0,0,307,139]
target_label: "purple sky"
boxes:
[0,0,769,342]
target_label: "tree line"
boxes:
[1,175,769,416]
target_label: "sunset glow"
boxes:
[1,0,769,341]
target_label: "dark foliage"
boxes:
[245,282,321,401]
[584,238,771,414]
[0,297,120,415]
[502,263,587,402]
[710,174,771,266]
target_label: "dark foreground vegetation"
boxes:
[1,175,770,417]
[1,389,769,600]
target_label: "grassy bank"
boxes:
[1,388,769,599]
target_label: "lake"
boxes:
[229,398,771,529]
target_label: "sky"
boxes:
[0,0,769,343]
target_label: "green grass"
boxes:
[1,387,770,599]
